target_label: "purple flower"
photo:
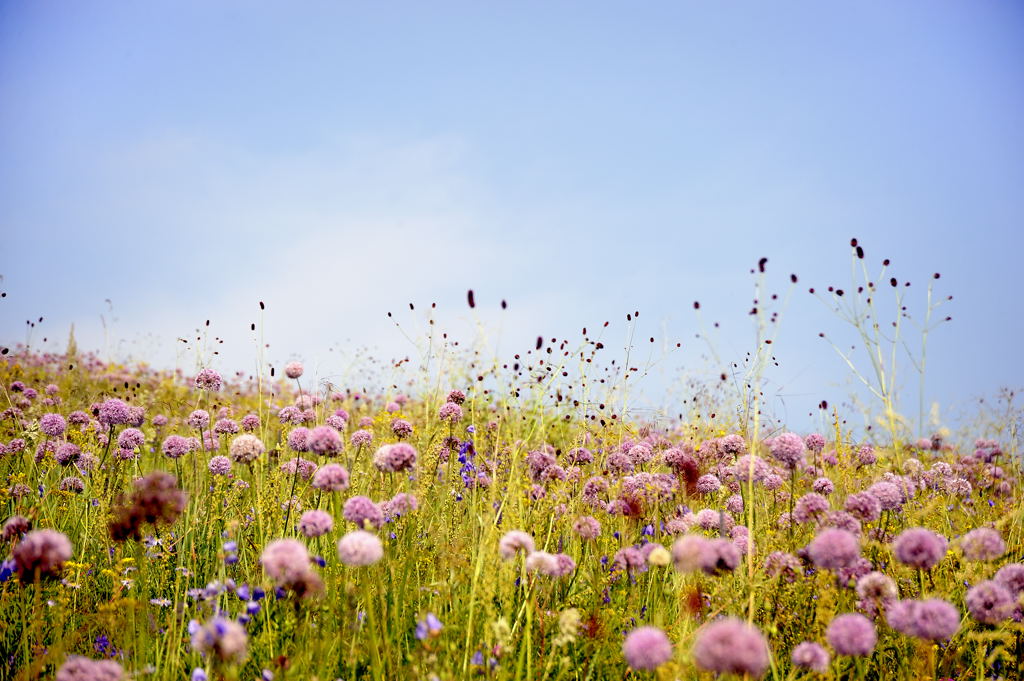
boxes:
[438,402,463,423]
[208,456,232,475]
[351,429,373,447]
[415,612,443,640]
[373,443,417,473]
[572,516,601,540]
[807,529,860,570]
[959,527,1005,561]
[622,626,672,671]
[161,435,191,459]
[692,618,770,678]
[298,510,334,538]
[826,613,876,656]
[892,528,947,569]
[98,399,131,427]
[390,418,413,438]
[791,641,830,672]
[866,481,902,511]
[844,492,882,523]
[40,413,67,437]
[54,443,81,466]
[805,433,826,452]
[194,368,223,392]
[284,362,304,379]
[342,496,384,529]
[56,656,124,681]
[769,432,806,468]
[337,530,383,566]
[994,563,1024,595]
[965,580,1014,624]
[186,409,210,430]
[13,529,73,581]
[311,464,350,492]
[229,434,265,464]
[498,531,535,560]
[307,426,344,456]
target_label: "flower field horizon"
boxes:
[0,253,1022,681]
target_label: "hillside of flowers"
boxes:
[0,345,1021,681]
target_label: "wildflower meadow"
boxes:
[0,244,1021,681]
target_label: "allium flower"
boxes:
[337,530,383,566]
[672,535,710,573]
[280,457,317,480]
[960,527,1005,561]
[826,613,876,656]
[892,528,947,569]
[311,463,349,492]
[525,551,560,575]
[695,474,722,495]
[152,414,168,427]
[116,428,144,451]
[572,516,601,540]
[856,571,897,601]
[55,442,81,466]
[284,362,304,379]
[261,538,312,584]
[866,481,902,511]
[191,616,248,662]
[805,433,826,452]
[965,580,1014,624]
[994,563,1024,595]
[791,642,830,673]
[194,368,223,392]
[498,530,535,560]
[108,472,186,541]
[566,447,593,465]
[40,413,67,437]
[764,551,802,582]
[307,426,344,456]
[342,496,384,529]
[812,477,834,495]
[240,414,260,431]
[98,399,131,426]
[888,599,960,641]
[855,445,877,467]
[229,434,265,464]
[793,493,830,523]
[438,401,463,423]
[208,456,232,475]
[769,432,806,469]
[373,443,417,473]
[68,411,89,426]
[213,418,238,435]
[13,529,72,581]
[351,429,373,447]
[187,410,210,429]
[286,427,309,452]
[390,418,413,438]
[2,515,30,541]
[844,492,882,523]
[807,529,860,570]
[162,435,191,459]
[382,492,418,520]
[622,626,672,671]
[692,618,770,678]
[56,656,124,681]
[59,476,84,494]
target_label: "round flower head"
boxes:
[337,530,383,566]
[856,571,897,601]
[911,599,961,641]
[191,616,248,662]
[307,425,344,456]
[373,443,417,473]
[390,418,413,438]
[240,414,260,431]
[116,428,144,451]
[260,538,312,586]
[813,477,835,495]
[960,527,1005,561]
[298,510,334,537]
[311,463,349,492]
[695,474,722,495]
[805,433,826,452]
[280,457,317,480]
[98,399,131,426]
[671,534,710,573]
[764,551,802,582]
[572,516,601,540]
[994,563,1024,595]
[525,550,560,575]
[692,618,770,678]
[351,429,373,447]
[892,528,947,569]
[187,409,210,429]
[342,496,384,529]
[866,481,903,511]
[769,432,806,468]
[286,427,310,452]
[208,456,232,475]
[162,435,192,459]
[54,442,81,466]
[438,401,463,423]
[13,528,73,581]
[229,434,265,464]
[965,580,1014,624]
[622,626,672,671]
[844,492,882,523]
[826,613,876,656]
[791,641,830,673]
[194,368,223,392]
[59,476,84,493]
[284,361,304,379]
[793,493,830,523]
[56,656,124,681]
[807,528,860,570]
[499,530,535,560]
[39,413,67,437]
[382,492,418,520]
[2,515,30,541]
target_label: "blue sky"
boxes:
[1,2,1022,433]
